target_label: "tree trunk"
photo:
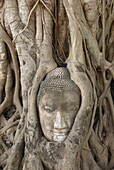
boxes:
[0,0,114,170]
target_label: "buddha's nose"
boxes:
[54,111,68,129]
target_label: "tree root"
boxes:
[13,0,40,42]
[0,23,22,115]
[0,151,8,167]
[81,144,102,170]
[89,130,108,170]
[0,120,19,136]
[4,127,25,170]
[0,66,13,115]
[63,0,102,67]
[0,40,8,104]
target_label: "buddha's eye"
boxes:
[43,105,54,113]
[66,106,78,112]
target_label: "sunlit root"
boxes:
[0,151,8,168]
[0,136,9,152]
[8,111,20,124]
[0,23,22,115]
[89,130,108,170]
[0,40,8,104]
[103,106,114,170]
[106,131,114,170]
[63,0,102,67]
[0,120,19,136]
[82,0,99,37]
[81,144,102,170]
[56,0,68,63]
[4,127,25,170]
[6,126,17,143]
[0,66,13,115]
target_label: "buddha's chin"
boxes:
[53,133,67,142]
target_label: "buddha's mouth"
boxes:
[53,131,69,136]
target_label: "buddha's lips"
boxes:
[53,132,69,136]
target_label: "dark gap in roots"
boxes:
[3,105,16,120]
[111,80,114,101]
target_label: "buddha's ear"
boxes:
[66,65,94,148]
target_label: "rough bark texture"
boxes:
[0,0,114,170]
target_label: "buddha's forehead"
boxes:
[39,90,80,106]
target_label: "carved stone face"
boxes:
[39,90,80,142]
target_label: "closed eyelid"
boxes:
[64,103,79,108]
[66,107,78,111]
[43,105,56,111]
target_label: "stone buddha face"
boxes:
[38,67,80,142]
[39,90,80,142]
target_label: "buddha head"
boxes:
[37,67,81,142]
